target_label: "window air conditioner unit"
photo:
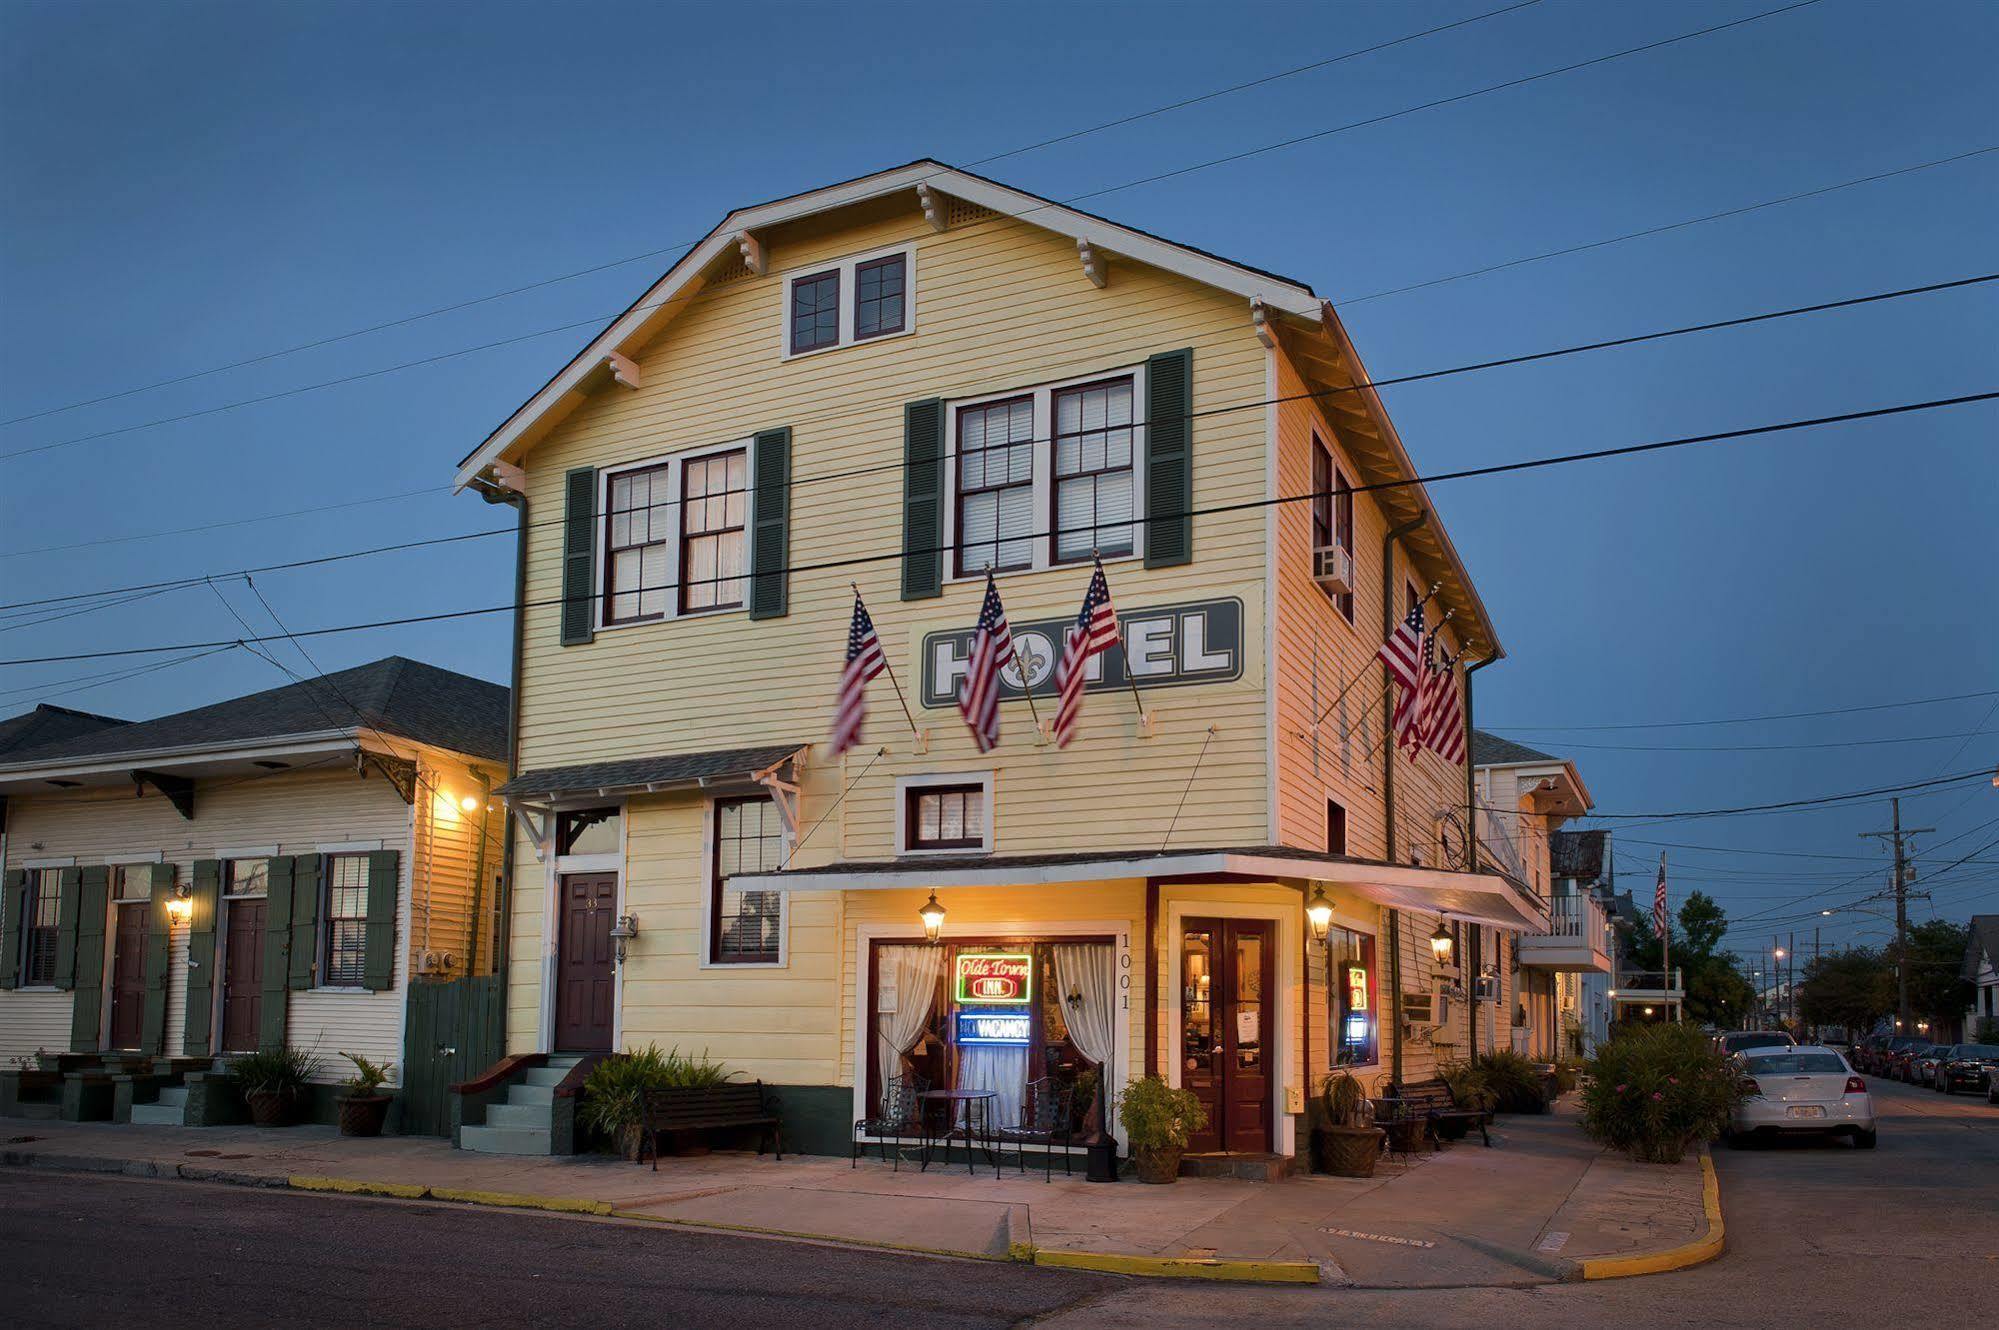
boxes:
[1312,544,1356,595]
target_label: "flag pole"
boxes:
[992,571,1048,739]
[1099,554,1148,721]
[1660,853,1674,1024]
[853,582,920,741]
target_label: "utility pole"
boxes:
[1861,798,1932,1034]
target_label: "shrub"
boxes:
[229,1045,321,1097]
[1977,1017,1999,1045]
[1439,1060,1495,1112]
[339,1052,392,1096]
[1116,1076,1206,1151]
[1579,1023,1742,1164]
[1472,1049,1547,1113]
[1550,1059,1584,1096]
[579,1045,734,1143]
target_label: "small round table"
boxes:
[918,1088,998,1175]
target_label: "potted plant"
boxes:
[1437,1060,1495,1139]
[1473,1049,1550,1114]
[336,1052,394,1137]
[580,1044,734,1159]
[229,1046,321,1127]
[1310,1072,1382,1176]
[1116,1075,1205,1184]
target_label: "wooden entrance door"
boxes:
[1179,918,1275,1154]
[107,902,150,1050]
[220,898,266,1054]
[554,873,616,1052]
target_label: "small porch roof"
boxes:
[728,844,1549,932]
[496,742,805,802]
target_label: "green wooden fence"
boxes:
[399,974,505,1137]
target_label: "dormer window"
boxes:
[782,245,915,358]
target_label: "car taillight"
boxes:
[1845,1076,1866,1094]
[1741,1077,1761,1095]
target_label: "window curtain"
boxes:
[874,945,944,1102]
[1054,943,1116,1069]
[959,1043,1027,1130]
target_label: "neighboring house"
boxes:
[451,160,1546,1163]
[1966,915,1999,1035]
[1551,828,1617,1053]
[1471,733,1605,1061]
[0,658,507,1127]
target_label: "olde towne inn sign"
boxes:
[920,598,1244,708]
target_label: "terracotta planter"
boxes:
[338,1093,391,1137]
[1132,1143,1184,1184]
[246,1089,302,1128]
[1310,1125,1381,1177]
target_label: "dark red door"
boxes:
[107,902,149,1051]
[220,899,266,1054]
[554,873,616,1052]
[1179,918,1274,1154]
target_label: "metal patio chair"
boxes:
[993,1076,1076,1180]
[853,1073,928,1171]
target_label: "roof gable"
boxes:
[0,704,126,758]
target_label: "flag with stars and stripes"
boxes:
[957,572,1018,753]
[1053,560,1119,748]
[1423,650,1466,765]
[830,593,886,757]
[1396,623,1437,754]
[1653,854,1669,938]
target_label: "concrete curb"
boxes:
[611,1207,1015,1262]
[1576,1152,1724,1280]
[1032,1248,1321,1284]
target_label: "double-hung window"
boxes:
[321,854,369,987]
[679,449,747,612]
[956,396,1036,575]
[599,443,753,631]
[710,797,785,965]
[1310,434,1355,621]
[604,463,672,624]
[1052,377,1136,562]
[17,869,62,986]
[784,246,914,357]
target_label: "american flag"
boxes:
[1423,650,1466,764]
[1653,854,1669,938]
[1380,600,1425,751]
[958,573,1017,753]
[830,593,885,757]
[1053,561,1119,748]
[1397,624,1438,754]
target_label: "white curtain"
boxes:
[874,945,944,1101]
[1054,943,1116,1069]
[959,1043,1027,1129]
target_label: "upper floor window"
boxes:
[783,246,915,358]
[321,854,369,987]
[711,797,785,964]
[679,449,747,612]
[946,367,1146,578]
[1310,434,1355,621]
[605,463,672,624]
[1327,799,1348,856]
[16,869,62,986]
[599,443,753,630]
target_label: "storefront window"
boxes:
[869,938,1113,1136]
[1327,926,1378,1067]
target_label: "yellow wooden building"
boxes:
[452,161,1553,1162]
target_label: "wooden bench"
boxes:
[1379,1079,1492,1148]
[638,1082,783,1169]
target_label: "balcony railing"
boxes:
[1612,969,1685,996]
[1541,893,1605,942]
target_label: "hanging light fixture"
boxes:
[918,891,947,944]
[1305,886,1334,943]
[1429,921,1454,964]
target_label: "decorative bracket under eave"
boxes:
[510,803,552,862]
[751,750,806,838]
[598,351,641,391]
[1077,238,1106,289]
[488,460,528,495]
[365,753,418,806]
[917,183,947,232]
[1250,296,1275,349]
[736,231,767,276]
[131,769,195,820]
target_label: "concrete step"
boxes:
[1179,1151,1296,1183]
[458,1124,552,1156]
[485,1102,553,1130]
[506,1083,555,1107]
[156,1087,189,1108]
[546,1054,586,1068]
[520,1067,569,1088]
[129,1102,186,1126]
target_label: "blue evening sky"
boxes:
[2,0,1994,959]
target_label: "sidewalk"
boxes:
[1,1101,1715,1286]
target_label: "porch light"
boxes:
[1305,887,1334,943]
[1643,1006,1655,1017]
[919,891,947,944]
[165,884,192,926]
[608,914,640,965]
[460,795,481,813]
[1429,922,1454,964]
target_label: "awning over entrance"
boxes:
[496,743,804,802]
[728,844,1549,933]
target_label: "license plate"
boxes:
[1787,1105,1825,1119]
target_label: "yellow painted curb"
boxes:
[429,1187,613,1216]
[288,1175,429,1201]
[1579,1153,1724,1280]
[608,1209,1008,1262]
[1033,1248,1321,1284]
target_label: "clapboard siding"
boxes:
[410,753,501,978]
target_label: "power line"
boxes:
[1484,685,1999,732]
[1515,728,1999,754]
[0,0,1831,468]
[0,1,1546,431]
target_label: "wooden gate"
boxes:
[399,974,505,1137]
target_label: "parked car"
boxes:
[1937,1043,1999,1095]
[1728,1045,1876,1149]
[1910,1045,1951,1087]
[1855,1034,1915,1074]
[1719,1031,1797,1057]
[1882,1042,1927,1082]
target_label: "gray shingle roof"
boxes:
[498,744,803,799]
[0,704,126,758]
[0,657,508,767]
[1470,729,1560,768]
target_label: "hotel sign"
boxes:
[956,1010,1032,1046]
[921,597,1243,708]
[954,952,1032,1005]
[1345,965,1370,1013]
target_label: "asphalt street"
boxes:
[4,1076,1993,1329]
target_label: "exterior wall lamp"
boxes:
[165,882,192,926]
[608,914,640,965]
[1429,922,1455,964]
[1305,887,1334,943]
[919,891,947,944]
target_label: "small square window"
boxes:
[906,783,986,852]
[225,859,269,896]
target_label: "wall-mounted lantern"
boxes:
[1305,886,1334,944]
[1429,921,1455,965]
[919,891,947,944]
[609,914,640,965]
[165,882,192,926]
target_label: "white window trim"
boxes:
[779,242,917,360]
[314,849,376,991]
[1309,427,1359,629]
[941,362,1148,583]
[101,851,163,865]
[1322,908,1383,1074]
[595,436,756,633]
[894,770,997,857]
[538,802,629,1053]
[700,795,791,970]
[316,840,384,854]
[21,856,74,870]
[213,845,279,861]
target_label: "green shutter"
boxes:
[1143,348,1194,568]
[67,866,110,1050]
[52,867,82,990]
[361,850,399,992]
[561,466,598,645]
[901,398,946,600]
[182,859,222,1057]
[748,426,793,620]
[0,869,23,990]
[288,854,321,991]
[141,865,175,1055]
[261,857,296,1049]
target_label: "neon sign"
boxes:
[956,1010,1031,1046]
[1346,964,1370,1013]
[953,953,1032,1005]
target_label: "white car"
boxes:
[1728,1045,1876,1149]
